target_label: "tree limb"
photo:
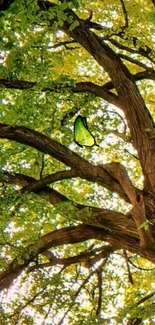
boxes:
[0,123,130,202]
[1,169,140,242]
[20,169,77,193]
[119,53,155,70]
[28,245,114,272]
[0,171,70,205]
[0,78,121,108]
[74,82,122,108]
[108,38,155,64]
[100,163,155,249]
[0,224,117,291]
[0,219,151,292]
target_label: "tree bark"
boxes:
[0,0,15,11]
[0,222,155,291]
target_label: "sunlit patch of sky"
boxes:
[0,45,10,61]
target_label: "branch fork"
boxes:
[100,162,155,249]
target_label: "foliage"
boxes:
[1,0,155,324]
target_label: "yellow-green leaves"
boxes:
[69,19,79,31]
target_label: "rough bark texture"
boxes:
[0,223,154,291]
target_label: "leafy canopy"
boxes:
[1,0,155,324]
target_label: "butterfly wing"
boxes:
[74,115,96,147]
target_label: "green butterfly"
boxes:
[74,115,98,147]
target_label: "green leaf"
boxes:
[57,18,64,27]
[69,19,79,31]
[138,220,149,230]
[59,2,68,11]
[57,9,66,20]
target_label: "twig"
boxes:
[119,53,155,70]
[61,107,79,126]
[42,302,53,323]
[123,250,134,284]
[48,40,77,49]
[136,291,155,306]
[96,269,103,316]
[57,259,107,325]
[9,285,47,318]
[108,39,155,64]
[120,0,129,29]
[128,258,155,271]
[124,149,138,160]
[103,108,127,134]
[0,229,17,248]
[40,154,45,179]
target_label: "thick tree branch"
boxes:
[131,194,154,249]
[100,163,155,249]
[0,171,70,205]
[1,74,155,106]
[0,79,36,89]
[0,171,139,241]
[0,224,119,291]
[100,162,137,203]
[0,79,121,108]
[0,220,154,291]
[0,123,130,202]
[78,207,137,239]
[74,82,121,108]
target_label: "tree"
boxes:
[1,0,155,323]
